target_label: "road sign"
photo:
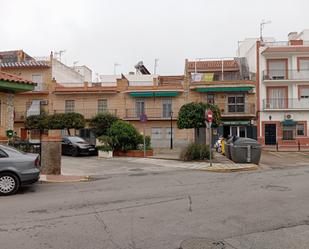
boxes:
[205,109,213,123]
[140,114,148,123]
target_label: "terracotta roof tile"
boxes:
[187,60,239,72]
[0,61,50,68]
[0,71,35,85]
[262,46,309,53]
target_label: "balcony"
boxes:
[217,102,256,117]
[124,108,178,120]
[53,109,118,119]
[263,98,309,110]
[263,70,309,81]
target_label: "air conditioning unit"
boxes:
[40,100,48,105]
[284,114,293,120]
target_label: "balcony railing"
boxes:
[263,70,309,81]
[124,108,178,120]
[54,109,118,119]
[263,98,309,110]
[216,102,256,116]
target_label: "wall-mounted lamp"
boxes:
[269,115,272,121]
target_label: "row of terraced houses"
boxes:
[0,29,309,149]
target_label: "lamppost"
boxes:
[170,111,173,149]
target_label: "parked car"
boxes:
[0,144,40,196]
[62,136,97,156]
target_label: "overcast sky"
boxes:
[1,0,308,77]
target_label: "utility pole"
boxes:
[170,111,173,150]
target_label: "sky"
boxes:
[1,0,309,77]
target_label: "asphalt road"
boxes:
[2,158,309,249]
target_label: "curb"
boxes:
[39,175,91,183]
[200,165,260,173]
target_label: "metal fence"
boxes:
[8,140,41,155]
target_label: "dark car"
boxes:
[0,145,40,196]
[62,136,97,156]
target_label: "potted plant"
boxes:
[97,144,113,158]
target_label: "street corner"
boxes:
[200,163,260,173]
[39,174,91,183]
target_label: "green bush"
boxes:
[106,120,143,151]
[180,143,211,161]
[89,113,118,137]
[138,135,152,151]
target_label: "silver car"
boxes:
[0,145,40,196]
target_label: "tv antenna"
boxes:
[260,20,271,42]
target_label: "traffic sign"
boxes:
[140,114,148,123]
[205,109,213,123]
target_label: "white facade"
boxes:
[74,66,92,82]
[52,59,84,84]
[257,33,309,144]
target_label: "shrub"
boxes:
[138,135,152,151]
[180,143,211,161]
[25,114,49,131]
[105,120,143,151]
[89,113,118,137]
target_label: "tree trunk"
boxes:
[67,128,71,136]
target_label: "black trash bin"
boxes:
[225,136,238,160]
[230,138,262,164]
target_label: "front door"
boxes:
[265,124,276,145]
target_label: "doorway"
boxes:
[265,124,277,145]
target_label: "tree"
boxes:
[103,120,143,151]
[25,114,49,131]
[177,102,221,145]
[60,112,85,135]
[89,113,118,137]
[25,112,85,136]
[177,102,221,129]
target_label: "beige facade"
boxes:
[0,50,258,147]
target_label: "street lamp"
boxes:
[170,111,173,150]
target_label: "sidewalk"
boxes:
[39,174,90,183]
[149,149,259,172]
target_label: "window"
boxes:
[151,128,162,139]
[267,60,287,80]
[299,58,309,71]
[98,99,108,113]
[166,127,174,139]
[282,126,295,140]
[299,87,309,99]
[65,100,75,113]
[32,74,43,91]
[206,94,214,104]
[162,99,172,118]
[228,95,245,112]
[0,149,7,158]
[267,87,287,108]
[135,99,145,118]
[230,126,247,137]
[297,123,305,136]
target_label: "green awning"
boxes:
[222,120,251,125]
[0,80,35,93]
[281,120,297,126]
[130,92,154,97]
[130,91,179,97]
[195,87,253,93]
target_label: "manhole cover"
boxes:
[180,239,226,249]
